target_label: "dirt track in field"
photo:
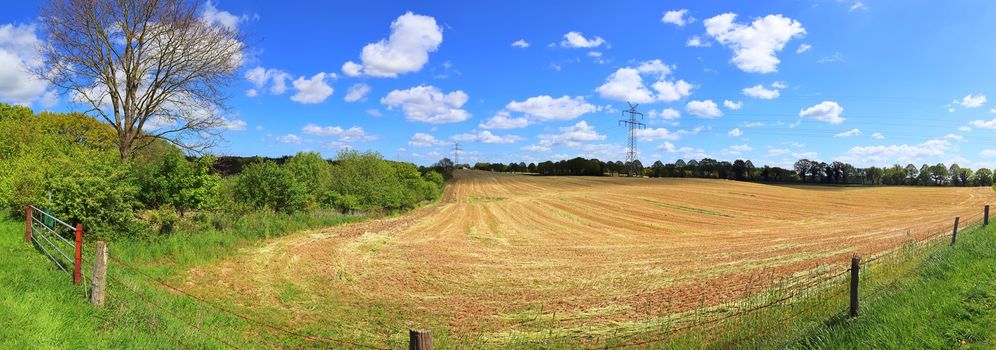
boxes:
[183,170,993,342]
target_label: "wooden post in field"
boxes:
[849,255,860,318]
[951,217,960,246]
[409,329,433,350]
[25,206,32,243]
[74,224,82,285]
[985,205,990,226]
[91,241,108,307]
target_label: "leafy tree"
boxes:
[284,152,332,205]
[949,164,962,186]
[905,164,919,185]
[974,168,993,186]
[233,161,308,213]
[134,151,219,216]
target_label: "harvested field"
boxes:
[182,170,993,345]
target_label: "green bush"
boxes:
[284,151,332,207]
[148,207,180,235]
[44,151,141,239]
[231,161,308,213]
[133,150,219,216]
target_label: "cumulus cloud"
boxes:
[742,84,780,99]
[277,134,302,144]
[704,13,806,73]
[290,72,334,104]
[595,59,692,103]
[560,31,605,48]
[201,1,251,31]
[945,133,964,141]
[506,95,598,121]
[686,100,722,118]
[649,108,681,120]
[871,132,884,139]
[0,23,49,105]
[957,94,987,108]
[528,120,605,150]
[342,12,442,77]
[244,66,291,97]
[723,100,743,110]
[796,43,812,54]
[381,85,470,124]
[301,123,372,143]
[799,101,845,124]
[981,149,996,158]
[636,126,701,141]
[834,128,862,137]
[408,132,446,147]
[838,139,950,166]
[659,142,708,159]
[344,83,371,102]
[723,144,753,155]
[511,39,529,48]
[662,9,694,26]
[686,36,710,47]
[452,130,523,144]
[728,128,743,137]
[479,110,531,129]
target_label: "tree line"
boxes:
[467,157,996,187]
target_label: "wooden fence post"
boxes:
[985,205,990,226]
[409,329,433,350]
[74,224,82,285]
[25,206,32,243]
[91,241,108,307]
[849,255,860,318]
[951,217,960,246]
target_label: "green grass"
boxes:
[788,223,996,349]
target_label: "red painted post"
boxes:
[74,224,82,285]
[25,207,32,243]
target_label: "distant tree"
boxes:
[975,168,993,186]
[959,167,972,187]
[905,164,919,185]
[930,163,949,185]
[134,151,219,217]
[917,164,932,185]
[794,159,812,182]
[732,159,747,180]
[650,160,665,178]
[949,164,962,186]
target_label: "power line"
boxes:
[453,142,462,165]
[619,102,646,175]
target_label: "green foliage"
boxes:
[325,150,441,213]
[284,151,332,205]
[232,161,309,213]
[133,150,220,216]
[44,151,140,239]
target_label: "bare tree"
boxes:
[36,0,245,159]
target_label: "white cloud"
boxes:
[560,31,605,48]
[649,108,681,120]
[301,123,372,144]
[302,123,343,136]
[959,126,972,132]
[408,132,447,147]
[744,122,764,127]
[277,134,303,144]
[945,133,964,141]
[799,101,845,124]
[957,94,987,108]
[662,9,694,27]
[686,36,710,47]
[850,2,867,11]
[723,144,753,155]
[522,144,551,153]
[506,95,598,121]
[768,148,790,156]
[245,66,291,96]
[818,52,844,64]
[201,1,249,31]
[834,128,862,137]
[686,100,722,118]
[659,142,708,159]
[981,149,996,158]
[532,121,605,149]
[871,132,884,139]
[595,60,692,103]
[742,84,780,99]
[771,81,788,89]
[723,100,743,110]
[728,128,743,137]
[512,39,530,48]
[344,83,371,102]
[381,85,470,124]
[704,13,806,73]
[991,108,996,114]
[220,118,247,131]
[290,72,334,104]
[342,12,442,77]
[969,118,996,130]
[796,43,812,54]
[366,108,383,117]
[479,110,531,129]
[452,130,523,144]
[0,23,49,105]
[635,126,701,141]
[838,139,950,166]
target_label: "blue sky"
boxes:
[3,1,996,168]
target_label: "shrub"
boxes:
[231,161,308,213]
[134,150,220,216]
[284,152,332,206]
[45,150,141,239]
[148,207,180,235]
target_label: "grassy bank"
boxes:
[788,222,996,349]
[0,210,367,349]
